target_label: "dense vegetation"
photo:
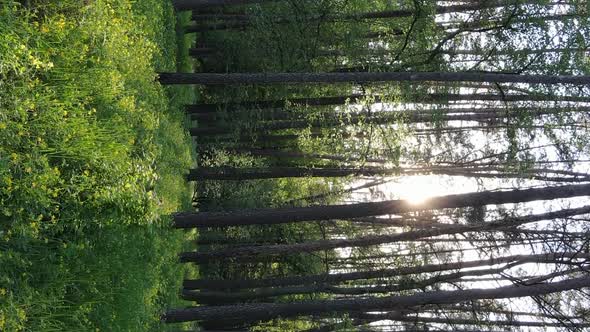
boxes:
[1,1,196,331]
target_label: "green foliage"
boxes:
[0,1,195,331]
[195,151,334,297]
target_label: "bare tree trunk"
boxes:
[189,107,588,136]
[382,315,590,328]
[321,47,589,59]
[413,123,585,135]
[187,1,522,30]
[173,0,275,10]
[162,276,590,323]
[229,148,389,164]
[187,165,589,182]
[183,252,590,290]
[181,264,517,301]
[159,71,590,86]
[186,93,590,115]
[173,183,590,228]
[185,94,368,114]
[179,206,590,263]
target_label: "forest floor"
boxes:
[0,1,198,331]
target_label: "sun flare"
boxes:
[383,175,475,205]
[395,176,440,204]
[403,187,431,205]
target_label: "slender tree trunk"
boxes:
[189,108,587,136]
[439,12,580,30]
[320,47,589,59]
[413,123,585,135]
[186,166,405,180]
[186,165,589,182]
[190,106,557,122]
[179,206,590,263]
[385,315,590,328]
[230,148,389,163]
[411,304,585,322]
[173,183,590,228]
[183,252,590,290]
[329,238,564,263]
[187,94,590,115]
[185,94,368,114]
[159,71,590,86]
[162,276,590,323]
[187,1,522,30]
[173,0,275,10]
[181,264,517,301]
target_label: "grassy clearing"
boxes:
[0,1,196,331]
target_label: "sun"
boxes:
[403,185,431,204]
[385,175,453,205]
[399,176,441,204]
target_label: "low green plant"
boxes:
[0,1,196,330]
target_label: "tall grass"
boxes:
[0,0,196,330]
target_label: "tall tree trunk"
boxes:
[173,183,590,228]
[327,238,566,268]
[229,148,389,163]
[186,165,589,182]
[158,71,590,86]
[185,94,368,114]
[415,303,584,321]
[173,0,274,10]
[181,264,518,301]
[179,206,590,263]
[183,252,590,290]
[413,123,585,135]
[320,47,589,59]
[194,106,587,123]
[187,1,523,30]
[383,315,590,328]
[189,108,586,136]
[162,276,590,323]
[186,93,590,115]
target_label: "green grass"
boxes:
[0,1,197,331]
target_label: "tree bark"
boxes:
[173,183,590,228]
[186,93,590,115]
[162,276,590,323]
[229,148,389,164]
[181,264,517,301]
[183,252,590,290]
[185,94,368,114]
[189,107,588,136]
[158,71,590,86]
[384,315,590,328]
[187,1,521,30]
[173,0,274,10]
[179,206,590,263]
[186,165,589,182]
[321,47,589,59]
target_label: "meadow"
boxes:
[0,1,197,330]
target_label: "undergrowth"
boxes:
[0,0,196,331]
